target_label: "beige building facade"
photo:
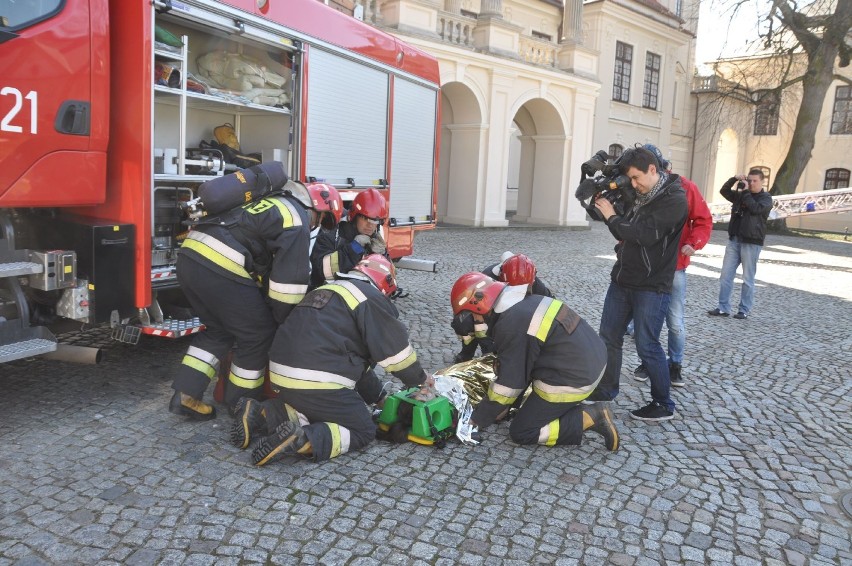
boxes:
[337,0,849,233]
[583,0,698,174]
[692,54,852,233]
[352,0,699,227]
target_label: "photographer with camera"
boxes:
[584,146,687,422]
[708,170,773,319]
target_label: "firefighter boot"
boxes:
[230,397,268,449]
[169,391,217,421]
[252,421,312,466]
[582,403,619,452]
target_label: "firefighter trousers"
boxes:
[272,369,385,462]
[508,390,584,446]
[172,258,277,408]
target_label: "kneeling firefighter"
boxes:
[310,188,390,288]
[231,254,434,465]
[450,272,619,451]
[169,162,343,420]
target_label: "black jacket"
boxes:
[269,278,427,391]
[471,295,607,429]
[721,177,774,245]
[179,193,311,324]
[310,220,389,288]
[604,174,688,293]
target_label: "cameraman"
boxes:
[708,170,773,319]
[588,147,687,422]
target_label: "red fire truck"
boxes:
[0,0,440,363]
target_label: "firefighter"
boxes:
[232,254,434,465]
[450,272,618,451]
[310,188,389,288]
[169,181,343,420]
[452,253,553,363]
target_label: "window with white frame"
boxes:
[613,42,632,103]
[830,86,852,135]
[824,168,850,190]
[608,144,624,160]
[754,91,779,136]
[643,52,661,110]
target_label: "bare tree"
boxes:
[762,0,852,194]
[695,0,852,195]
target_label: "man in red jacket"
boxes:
[633,145,712,388]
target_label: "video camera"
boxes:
[574,150,634,222]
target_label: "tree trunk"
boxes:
[771,44,838,195]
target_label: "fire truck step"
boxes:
[0,261,44,278]
[395,257,437,272]
[0,337,58,364]
[139,318,205,339]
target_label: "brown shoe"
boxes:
[169,391,216,421]
[582,403,619,452]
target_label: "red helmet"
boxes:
[450,272,506,315]
[306,183,343,229]
[354,254,397,297]
[349,188,388,222]
[499,254,536,287]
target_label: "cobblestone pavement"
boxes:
[1,224,850,566]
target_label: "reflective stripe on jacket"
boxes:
[269,278,427,391]
[179,194,312,324]
[472,295,607,428]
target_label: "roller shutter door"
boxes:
[305,49,388,186]
[390,78,437,224]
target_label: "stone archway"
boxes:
[712,128,739,203]
[438,81,484,224]
[509,97,568,225]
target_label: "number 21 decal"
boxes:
[1,87,38,134]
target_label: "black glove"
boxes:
[390,287,408,299]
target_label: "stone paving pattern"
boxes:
[1,224,850,565]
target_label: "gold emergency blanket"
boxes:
[433,354,498,445]
[435,354,498,405]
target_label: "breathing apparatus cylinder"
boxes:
[197,161,288,216]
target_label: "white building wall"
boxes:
[583,0,695,173]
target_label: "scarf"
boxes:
[632,171,669,211]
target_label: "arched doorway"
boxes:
[712,128,739,203]
[510,98,568,224]
[438,81,484,225]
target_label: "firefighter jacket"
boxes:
[483,263,554,297]
[269,276,428,392]
[604,174,687,293]
[676,178,713,271]
[471,295,607,429]
[310,220,389,288]
[179,193,311,324]
[721,177,774,245]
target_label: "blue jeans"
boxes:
[666,269,686,364]
[628,269,686,363]
[718,237,762,315]
[596,282,674,411]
